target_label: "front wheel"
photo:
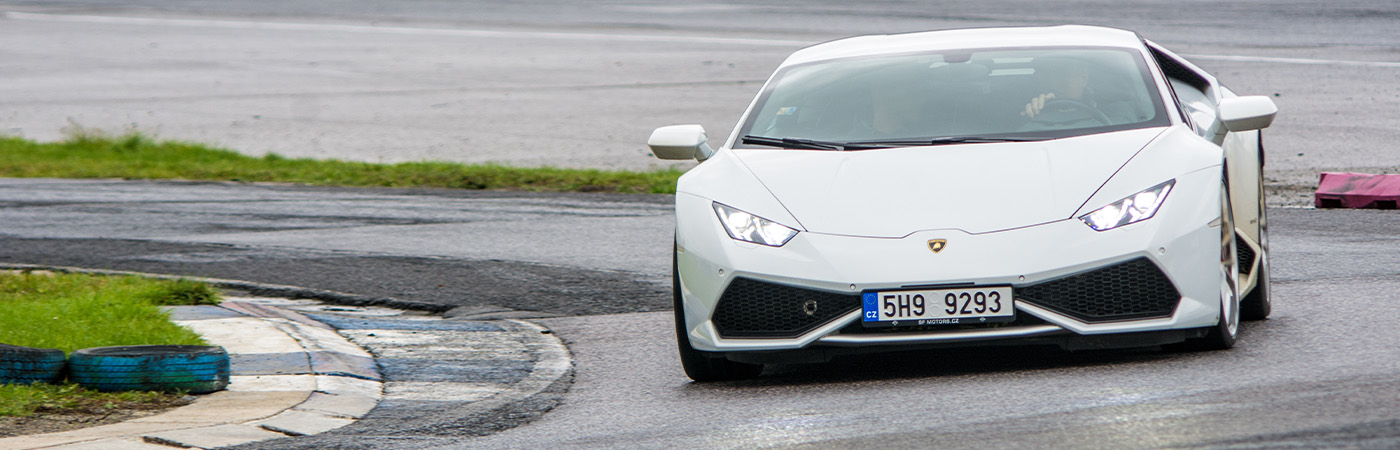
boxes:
[1201,178,1241,350]
[1241,157,1272,321]
[674,246,762,382]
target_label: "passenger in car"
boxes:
[869,75,926,136]
[847,67,931,139]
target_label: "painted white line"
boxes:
[0,11,809,47]
[8,11,1398,68]
[1182,53,1400,68]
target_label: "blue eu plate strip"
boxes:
[862,292,879,322]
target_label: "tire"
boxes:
[1200,177,1241,350]
[1240,244,1271,320]
[674,245,762,382]
[68,345,230,394]
[0,343,66,385]
[1241,145,1272,321]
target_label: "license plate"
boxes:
[862,286,1014,327]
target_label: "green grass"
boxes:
[0,133,684,194]
[0,383,186,418]
[0,272,212,352]
[0,272,219,417]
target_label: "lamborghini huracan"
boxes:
[649,25,1277,381]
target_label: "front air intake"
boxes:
[711,278,861,338]
[1016,257,1181,323]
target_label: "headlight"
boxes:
[1079,180,1175,231]
[713,202,798,247]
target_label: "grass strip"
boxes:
[0,383,186,418]
[0,134,684,194]
[0,272,213,352]
[0,271,219,417]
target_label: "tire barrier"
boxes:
[0,343,67,385]
[68,345,230,394]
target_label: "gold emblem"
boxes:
[927,239,947,253]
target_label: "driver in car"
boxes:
[1020,61,1133,124]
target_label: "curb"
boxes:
[0,299,384,450]
[0,265,578,448]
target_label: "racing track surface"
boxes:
[3,181,1399,449]
[3,0,1400,448]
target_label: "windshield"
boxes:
[736,47,1169,148]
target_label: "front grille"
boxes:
[712,278,861,338]
[1236,236,1256,276]
[1016,258,1180,323]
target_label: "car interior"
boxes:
[744,48,1166,145]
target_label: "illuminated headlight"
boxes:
[713,202,798,247]
[1080,180,1175,231]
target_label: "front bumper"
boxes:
[675,169,1224,353]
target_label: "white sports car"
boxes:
[649,25,1277,381]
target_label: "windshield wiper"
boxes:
[741,135,845,151]
[848,136,1050,147]
[741,135,1051,151]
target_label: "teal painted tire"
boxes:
[68,345,229,394]
[0,343,66,385]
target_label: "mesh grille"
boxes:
[712,278,861,338]
[1237,236,1256,276]
[1017,258,1180,323]
[1149,46,1210,91]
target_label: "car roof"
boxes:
[783,25,1146,67]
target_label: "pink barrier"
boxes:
[1315,172,1400,209]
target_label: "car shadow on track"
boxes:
[685,322,1266,389]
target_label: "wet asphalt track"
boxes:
[3,0,1400,448]
[4,180,1400,449]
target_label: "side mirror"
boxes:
[1218,96,1278,132]
[648,125,715,161]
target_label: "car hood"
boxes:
[732,128,1167,237]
